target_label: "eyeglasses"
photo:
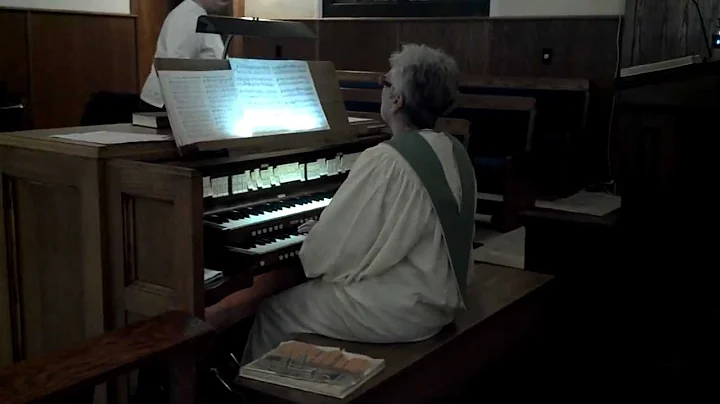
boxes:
[379,75,392,88]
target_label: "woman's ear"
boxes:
[391,93,405,113]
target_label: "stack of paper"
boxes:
[472,227,526,269]
[204,268,223,283]
[535,191,620,217]
[50,131,171,145]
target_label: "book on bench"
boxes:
[238,340,385,399]
[132,112,170,129]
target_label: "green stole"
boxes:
[385,131,475,302]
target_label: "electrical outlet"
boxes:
[542,48,553,65]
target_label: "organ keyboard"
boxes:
[188,134,389,303]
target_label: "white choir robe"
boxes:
[241,129,477,364]
[140,0,225,108]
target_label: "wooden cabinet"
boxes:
[0,124,177,366]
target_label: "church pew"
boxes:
[0,311,215,404]
[236,264,555,403]
[337,70,590,197]
[340,87,536,232]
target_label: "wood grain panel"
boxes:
[0,146,107,366]
[134,1,175,93]
[0,10,29,98]
[242,21,318,61]
[319,20,398,71]
[623,0,720,66]
[489,18,620,87]
[28,13,138,129]
[398,20,491,75]
[314,17,619,88]
[14,180,84,359]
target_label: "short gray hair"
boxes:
[389,43,459,129]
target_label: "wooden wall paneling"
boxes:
[622,0,720,67]
[686,0,720,60]
[28,13,138,129]
[488,18,621,87]
[133,1,175,94]
[233,0,245,16]
[0,9,30,129]
[318,20,399,71]
[398,20,491,76]
[241,20,318,60]
[0,10,29,100]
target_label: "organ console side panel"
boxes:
[107,160,204,328]
[0,147,106,366]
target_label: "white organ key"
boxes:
[240,234,307,255]
[219,197,332,230]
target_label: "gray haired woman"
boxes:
[209,44,477,365]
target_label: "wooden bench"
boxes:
[237,264,555,403]
[0,311,215,404]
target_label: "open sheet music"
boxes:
[158,59,330,148]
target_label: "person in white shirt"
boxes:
[216,43,478,365]
[139,0,230,111]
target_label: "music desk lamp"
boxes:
[195,15,317,59]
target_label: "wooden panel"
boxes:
[0,10,29,98]
[488,18,620,87]
[133,199,174,288]
[14,180,84,358]
[107,160,203,326]
[0,147,106,366]
[134,0,175,93]
[28,13,138,128]
[315,17,620,88]
[398,20,491,75]
[241,20,318,60]
[623,0,720,66]
[319,20,398,71]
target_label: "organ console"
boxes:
[0,59,389,384]
[195,134,389,305]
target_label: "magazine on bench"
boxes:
[238,340,385,399]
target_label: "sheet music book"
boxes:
[239,340,384,399]
[157,58,330,148]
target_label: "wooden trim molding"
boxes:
[0,5,137,18]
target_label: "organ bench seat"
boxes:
[237,264,555,403]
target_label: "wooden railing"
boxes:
[0,311,215,404]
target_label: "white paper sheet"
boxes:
[158,69,237,146]
[50,131,171,144]
[204,268,223,283]
[535,191,621,216]
[158,60,331,147]
[472,227,526,269]
[229,59,329,137]
[348,116,374,123]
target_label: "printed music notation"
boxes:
[158,59,330,147]
[159,70,237,146]
[229,59,330,137]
